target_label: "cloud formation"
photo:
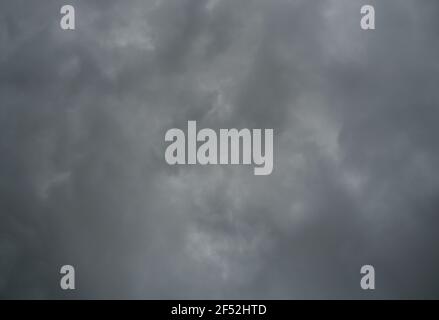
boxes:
[1,0,439,299]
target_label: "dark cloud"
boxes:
[0,0,438,299]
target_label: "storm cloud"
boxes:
[1,0,439,299]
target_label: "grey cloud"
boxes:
[1,0,439,299]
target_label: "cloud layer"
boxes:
[1,0,439,299]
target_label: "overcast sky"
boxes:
[1,0,439,299]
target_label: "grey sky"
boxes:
[1,0,439,299]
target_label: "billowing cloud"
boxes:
[1,0,438,299]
